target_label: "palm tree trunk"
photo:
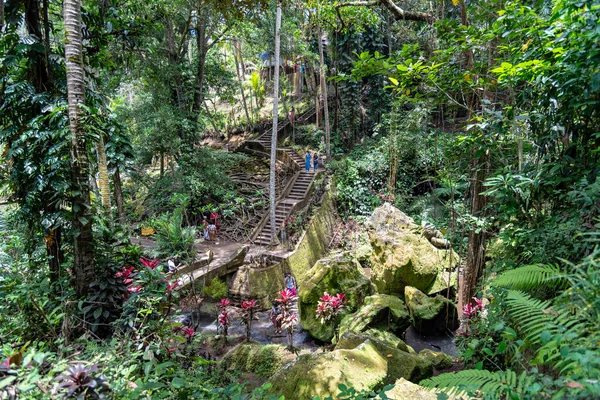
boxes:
[64,0,94,297]
[317,25,331,158]
[269,2,282,242]
[113,165,126,225]
[96,134,111,210]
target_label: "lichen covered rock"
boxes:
[335,332,433,384]
[269,332,433,399]
[418,349,453,370]
[229,263,284,308]
[298,253,375,342]
[367,203,459,297]
[219,343,291,379]
[385,378,440,400]
[338,294,410,338]
[268,341,388,399]
[405,286,459,334]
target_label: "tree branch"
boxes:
[336,0,433,22]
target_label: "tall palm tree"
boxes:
[64,0,95,297]
[269,1,282,241]
[317,25,331,159]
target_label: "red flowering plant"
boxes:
[218,311,231,342]
[275,289,299,351]
[457,297,486,338]
[140,257,161,270]
[240,299,259,342]
[315,292,348,343]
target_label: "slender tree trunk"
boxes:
[113,165,126,225]
[160,152,165,177]
[317,26,331,158]
[269,3,282,241]
[64,0,95,297]
[194,7,207,112]
[233,41,251,124]
[46,226,63,286]
[0,0,4,31]
[96,134,111,210]
[462,155,488,303]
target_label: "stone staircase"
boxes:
[253,148,317,246]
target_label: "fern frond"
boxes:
[492,264,565,291]
[421,369,522,397]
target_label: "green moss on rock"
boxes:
[385,378,441,400]
[268,341,388,399]
[338,294,410,339]
[219,343,290,379]
[229,264,284,308]
[418,349,453,370]
[366,203,459,297]
[298,252,375,342]
[283,188,337,285]
[335,332,433,385]
[405,286,459,334]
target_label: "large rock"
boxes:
[418,349,453,370]
[385,378,440,400]
[220,343,291,379]
[338,294,411,339]
[268,341,388,399]
[298,253,375,342]
[335,332,433,384]
[228,263,284,308]
[269,332,433,399]
[367,203,458,297]
[405,286,459,335]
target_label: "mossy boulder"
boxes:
[338,294,410,339]
[268,341,388,399]
[335,332,433,384]
[269,332,433,399]
[385,378,440,400]
[219,343,291,379]
[362,328,415,354]
[367,203,459,297]
[229,263,284,308]
[405,286,459,334]
[298,253,375,342]
[418,349,453,370]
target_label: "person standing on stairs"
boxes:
[305,152,312,172]
[313,153,319,171]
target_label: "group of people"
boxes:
[202,215,219,243]
[305,152,319,172]
[269,273,297,334]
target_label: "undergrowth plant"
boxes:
[425,252,600,399]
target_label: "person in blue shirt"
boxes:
[305,153,312,171]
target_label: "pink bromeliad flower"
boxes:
[315,292,347,323]
[241,299,258,310]
[140,257,160,270]
[116,266,135,279]
[218,311,230,326]
[166,280,180,291]
[277,288,297,305]
[217,298,231,309]
[127,285,142,293]
[181,326,195,337]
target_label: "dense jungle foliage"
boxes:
[1,0,599,398]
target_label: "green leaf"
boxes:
[0,376,16,389]
[93,307,102,319]
[172,377,186,388]
[388,77,399,86]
